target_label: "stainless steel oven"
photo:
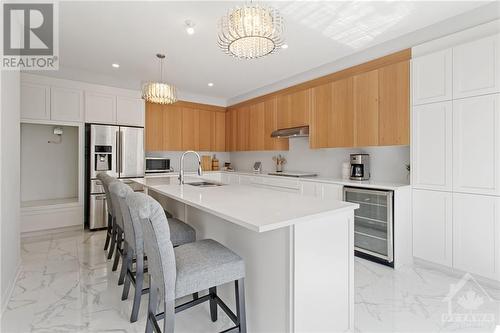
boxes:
[145,157,172,174]
[343,187,394,266]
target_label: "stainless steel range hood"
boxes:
[271,126,309,138]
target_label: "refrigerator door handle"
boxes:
[116,130,120,175]
[120,130,123,174]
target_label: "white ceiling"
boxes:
[44,1,493,104]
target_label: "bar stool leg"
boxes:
[107,221,116,260]
[104,214,112,250]
[112,229,122,271]
[130,253,144,323]
[122,255,132,301]
[118,242,128,285]
[146,282,158,333]
[235,279,247,333]
[209,287,217,322]
[162,299,175,333]
[121,250,133,300]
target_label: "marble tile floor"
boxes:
[1,229,499,333]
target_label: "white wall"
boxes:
[20,124,79,202]
[146,151,231,173]
[229,138,410,184]
[0,70,21,311]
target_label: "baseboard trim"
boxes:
[21,224,83,239]
[413,257,500,289]
[1,261,22,317]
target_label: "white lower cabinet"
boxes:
[321,183,343,200]
[239,175,264,185]
[300,182,342,200]
[453,94,500,195]
[453,193,500,281]
[301,182,320,197]
[413,189,500,281]
[221,173,240,185]
[201,172,222,183]
[412,189,453,267]
[261,177,300,193]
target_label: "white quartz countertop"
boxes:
[132,177,358,233]
[145,170,409,191]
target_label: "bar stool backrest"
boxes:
[109,181,137,252]
[96,173,116,218]
[126,192,176,303]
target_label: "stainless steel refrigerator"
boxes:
[85,124,144,230]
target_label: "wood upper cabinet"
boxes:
[182,107,200,151]
[310,83,331,148]
[310,78,354,148]
[162,104,183,151]
[213,111,226,152]
[264,97,289,151]
[354,70,379,147]
[145,102,164,151]
[226,98,289,152]
[236,106,250,151]
[198,110,213,151]
[378,61,409,145]
[248,102,265,151]
[225,109,236,152]
[277,89,311,129]
[331,78,354,147]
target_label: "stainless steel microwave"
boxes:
[145,157,172,174]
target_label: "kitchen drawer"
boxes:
[239,175,264,185]
[261,177,300,190]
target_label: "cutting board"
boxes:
[201,155,212,171]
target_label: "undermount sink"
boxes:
[186,181,223,187]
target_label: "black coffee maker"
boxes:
[350,154,370,180]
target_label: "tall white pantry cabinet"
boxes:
[412,33,500,282]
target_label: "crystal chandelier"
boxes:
[217,3,285,59]
[142,54,177,105]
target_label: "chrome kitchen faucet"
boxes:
[179,150,202,185]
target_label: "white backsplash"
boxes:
[146,151,231,172]
[148,139,410,184]
[229,138,410,184]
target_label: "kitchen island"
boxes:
[132,176,358,332]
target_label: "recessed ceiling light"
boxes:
[281,44,289,49]
[185,20,196,35]
[208,82,214,87]
[112,63,120,68]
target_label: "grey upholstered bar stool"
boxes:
[99,176,127,274]
[110,181,198,322]
[125,192,247,333]
[109,181,147,322]
[96,173,118,261]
